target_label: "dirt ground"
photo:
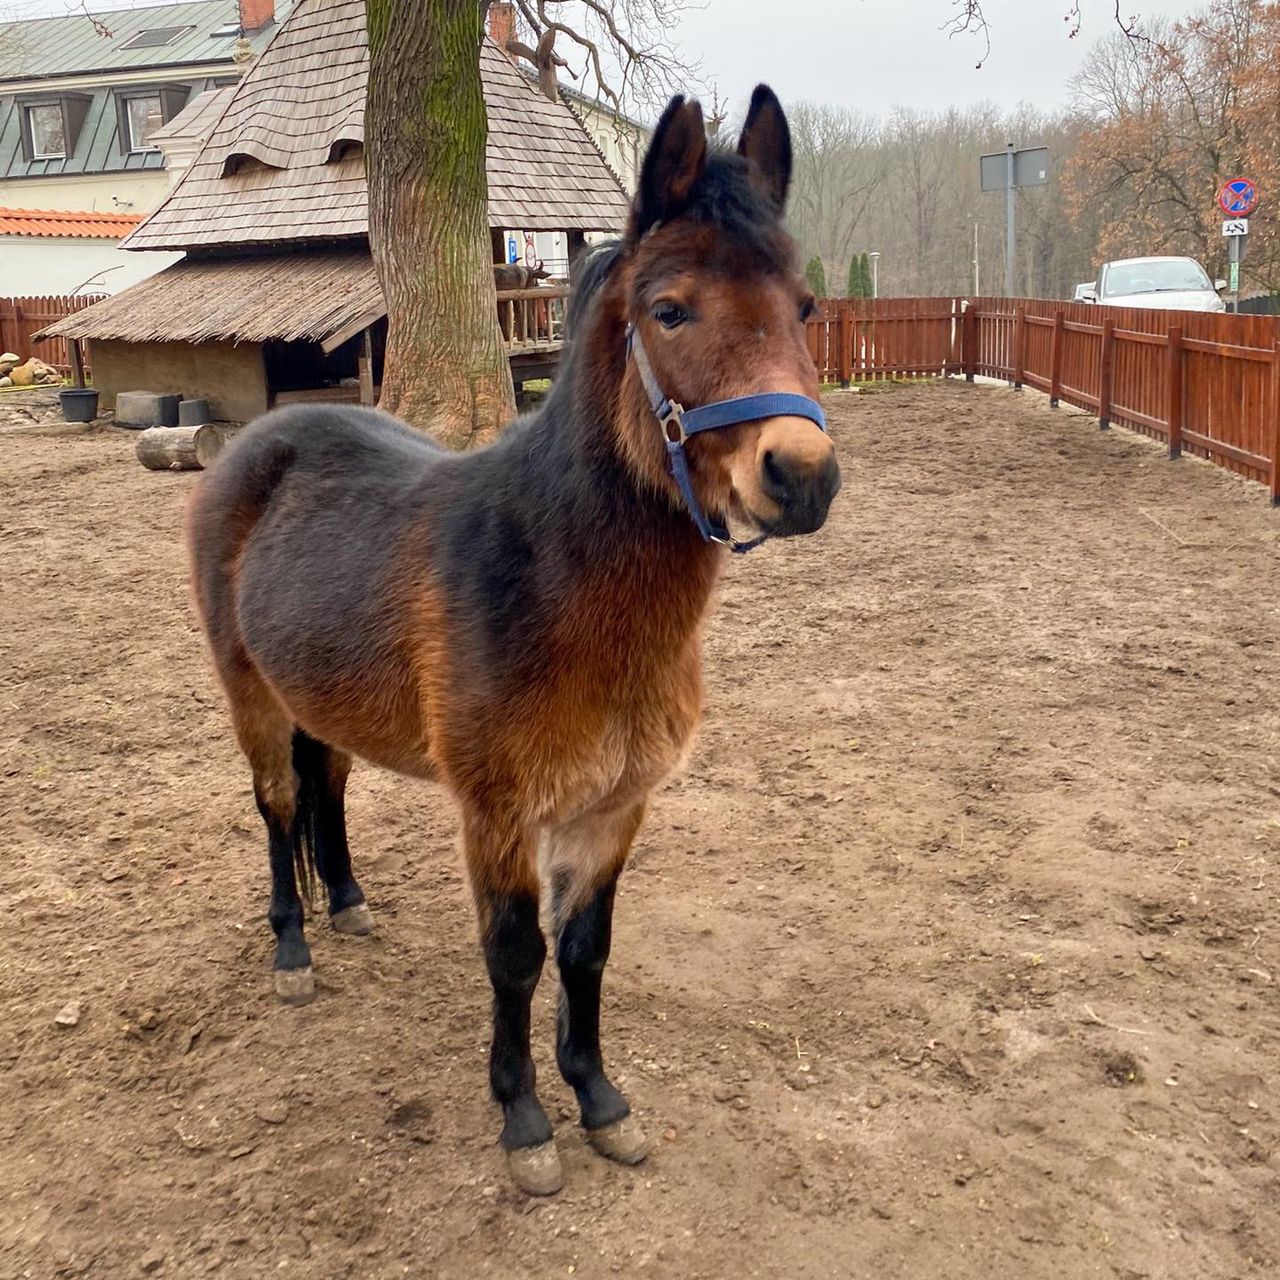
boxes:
[3,381,1279,1280]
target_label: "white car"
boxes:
[1073,281,1094,301]
[1080,256,1226,312]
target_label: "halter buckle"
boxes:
[658,401,687,444]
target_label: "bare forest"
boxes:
[788,0,1280,300]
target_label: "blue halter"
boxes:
[626,325,827,553]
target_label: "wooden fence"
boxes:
[0,294,104,378]
[806,296,963,384]
[806,296,1280,504]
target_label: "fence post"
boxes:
[1167,326,1183,460]
[1270,338,1280,506]
[1048,309,1064,407]
[1012,304,1026,390]
[837,302,852,389]
[962,302,977,382]
[1098,316,1115,430]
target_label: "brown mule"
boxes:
[187,84,839,1195]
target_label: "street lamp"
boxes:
[869,251,880,299]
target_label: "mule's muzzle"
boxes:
[758,428,841,536]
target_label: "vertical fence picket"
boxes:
[1098,316,1116,429]
[1270,338,1280,505]
[1048,309,1064,407]
[1167,326,1184,460]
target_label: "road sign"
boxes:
[1218,178,1259,216]
[980,144,1051,297]
[1223,218,1249,236]
[1230,261,1241,292]
[980,146,1050,192]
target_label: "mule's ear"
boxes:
[737,84,791,210]
[633,95,707,235]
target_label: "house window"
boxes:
[126,95,164,151]
[27,103,66,159]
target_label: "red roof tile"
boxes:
[0,208,145,239]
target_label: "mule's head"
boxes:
[618,85,839,542]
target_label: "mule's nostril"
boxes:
[761,449,791,501]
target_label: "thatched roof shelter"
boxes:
[45,248,381,349]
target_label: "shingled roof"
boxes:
[124,0,631,252]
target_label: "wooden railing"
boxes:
[805,296,1280,504]
[0,294,105,377]
[496,285,570,351]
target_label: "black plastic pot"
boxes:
[59,388,99,423]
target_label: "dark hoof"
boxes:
[274,966,315,1006]
[586,1116,648,1165]
[330,902,375,936]
[507,1140,564,1196]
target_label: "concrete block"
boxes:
[178,397,211,427]
[115,391,181,428]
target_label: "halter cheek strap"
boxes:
[626,325,827,553]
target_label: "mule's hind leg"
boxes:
[292,731,374,936]
[464,811,562,1195]
[213,661,315,1004]
[551,804,648,1166]
[229,690,316,1006]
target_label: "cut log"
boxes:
[135,425,224,471]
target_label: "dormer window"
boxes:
[27,103,65,158]
[17,94,91,163]
[113,86,190,155]
[126,94,164,151]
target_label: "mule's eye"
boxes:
[653,301,689,330]
[800,296,817,321]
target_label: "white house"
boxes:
[0,0,286,294]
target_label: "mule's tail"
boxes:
[291,728,327,910]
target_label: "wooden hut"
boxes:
[42,0,630,419]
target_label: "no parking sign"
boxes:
[1217,178,1259,217]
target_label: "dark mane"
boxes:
[563,239,623,342]
[670,149,792,271]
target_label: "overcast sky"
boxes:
[674,0,1202,118]
[13,0,1204,117]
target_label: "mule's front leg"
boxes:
[467,818,562,1195]
[552,805,648,1166]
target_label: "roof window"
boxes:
[119,26,195,50]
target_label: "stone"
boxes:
[255,1100,289,1125]
[0,351,18,363]
[0,377,10,388]
[140,1251,165,1273]
[54,1000,82,1027]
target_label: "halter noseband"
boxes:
[626,325,827,553]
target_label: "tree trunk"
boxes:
[135,425,224,471]
[366,0,516,448]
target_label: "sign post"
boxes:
[980,144,1050,297]
[1217,178,1259,314]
